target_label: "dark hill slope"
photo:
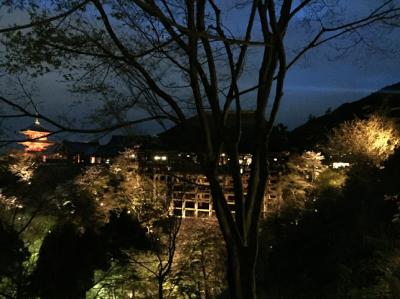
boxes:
[290,82,400,150]
[158,112,289,153]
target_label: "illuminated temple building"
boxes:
[19,118,54,161]
[17,114,287,218]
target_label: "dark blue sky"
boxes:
[221,0,400,128]
[1,1,400,138]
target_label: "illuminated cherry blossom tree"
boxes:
[328,115,400,166]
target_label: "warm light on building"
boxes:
[154,155,167,161]
[19,118,53,153]
[332,162,350,169]
[244,155,252,165]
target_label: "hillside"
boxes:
[290,82,400,150]
[158,112,289,153]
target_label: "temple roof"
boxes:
[158,112,290,152]
[20,119,53,133]
[61,140,99,156]
[95,135,158,156]
[158,112,262,152]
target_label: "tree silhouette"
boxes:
[30,211,151,299]
[1,1,400,297]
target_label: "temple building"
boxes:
[19,118,54,161]
[15,114,288,218]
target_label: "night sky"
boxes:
[1,1,400,137]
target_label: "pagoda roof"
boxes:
[20,121,53,133]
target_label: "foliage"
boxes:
[101,209,152,259]
[0,220,30,298]
[29,222,108,299]
[30,210,151,299]
[4,152,42,184]
[86,265,138,299]
[0,191,22,211]
[125,215,181,299]
[327,114,400,166]
[54,149,178,298]
[70,149,168,227]
[111,149,169,226]
[314,167,348,191]
[173,219,227,298]
[0,151,159,298]
[381,149,400,223]
[270,151,326,214]
[0,153,23,185]
[258,160,400,298]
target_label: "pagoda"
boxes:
[19,118,53,153]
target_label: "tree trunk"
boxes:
[200,250,211,299]
[226,242,258,299]
[205,167,263,299]
[158,277,164,299]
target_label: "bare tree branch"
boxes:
[0,96,169,135]
[0,0,90,34]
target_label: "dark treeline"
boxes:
[258,150,400,298]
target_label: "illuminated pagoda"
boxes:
[19,118,53,155]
